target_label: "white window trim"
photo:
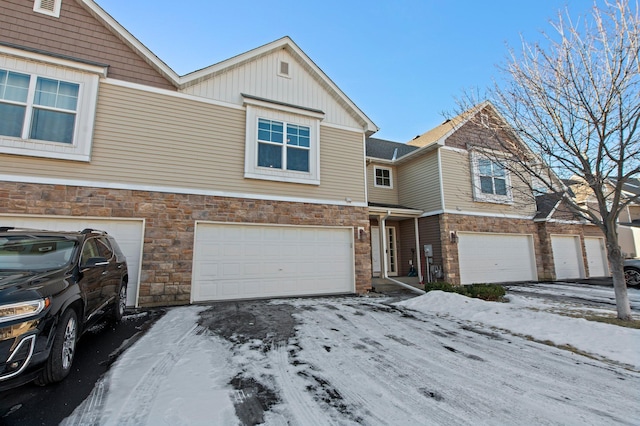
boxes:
[470,150,513,204]
[0,51,101,162]
[244,99,322,185]
[33,0,62,18]
[373,166,393,189]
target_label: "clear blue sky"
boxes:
[97,0,594,142]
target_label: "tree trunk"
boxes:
[605,229,632,320]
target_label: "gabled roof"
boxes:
[366,137,419,160]
[79,1,377,134]
[609,177,640,198]
[534,193,563,220]
[407,102,489,148]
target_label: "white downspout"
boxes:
[381,211,425,295]
[380,211,390,279]
[414,217,423,283]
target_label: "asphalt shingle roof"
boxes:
[366,137,419,160]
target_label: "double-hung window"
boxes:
[478,158,506,196]
[471,151,512,203]
[0,49,102,162]
[257,118,310,172]
[244,97,323,185]
[0,70,79,144]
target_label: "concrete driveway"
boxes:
[60,289,639,425]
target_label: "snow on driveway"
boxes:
[63,285,640,425]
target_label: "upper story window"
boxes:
[0,49,103,162]
[244,95,323,185]
[257,118,310,172]
[478,159,506,195]
[374,166,393,188]
[471,151,512,203]
[0,70,79,144]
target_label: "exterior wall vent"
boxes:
[34,0,62,18]
[278,60,290,78]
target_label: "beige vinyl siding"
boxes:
[367,164,399,205]
[0,82,366,203]
[440,149,536,216]
[397,150,442,212]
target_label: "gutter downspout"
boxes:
[414,217,423,284]
[381,211,425,295]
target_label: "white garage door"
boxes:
[584,237,609,277]
[192,223,354,302]
[551,235,584,279]
[458,232,537,284]
[0,215,144,307]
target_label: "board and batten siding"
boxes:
[0,82,366,204]
[397,151,442,212]
[367,164,399,206]
[180,49,362,131]
[440,149,537,216]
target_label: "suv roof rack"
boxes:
[0,226,52,233]
[80,228,108,235]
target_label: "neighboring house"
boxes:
[366,102,610,285]
[564,177,640,259]
[617,178,640,258]
[0,0,377,306]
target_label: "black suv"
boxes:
[0,227,128,390]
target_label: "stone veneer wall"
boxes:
[439,214,543,285]
[537,222,606,280]
[0,182,371,306]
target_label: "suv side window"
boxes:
[96,237,114,260]
[81,239,100,265]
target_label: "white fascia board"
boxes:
[440,209,536,220]
[242,94,325,119]
[368,206,423,217]
[0,45,107,76]
[0,174,366,208]
[103,78,244,111]
[394,139,443,164]
[366,157,394,165]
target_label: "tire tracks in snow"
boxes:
[63,323,205,426]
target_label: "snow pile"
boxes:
[397,290,640,368]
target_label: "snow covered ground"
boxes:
[63,283,640,425]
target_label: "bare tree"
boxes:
[460,1,639,319]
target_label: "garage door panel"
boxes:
[458,233,537,284]
[192,223,354,302]
[0,216,144,307]
[551,235,584,279]
[584,237,609,277]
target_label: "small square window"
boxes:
[374,167,392,188]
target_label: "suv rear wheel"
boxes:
[625,266,640,287]
[111,283,127,323]
[36,309,78,385]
